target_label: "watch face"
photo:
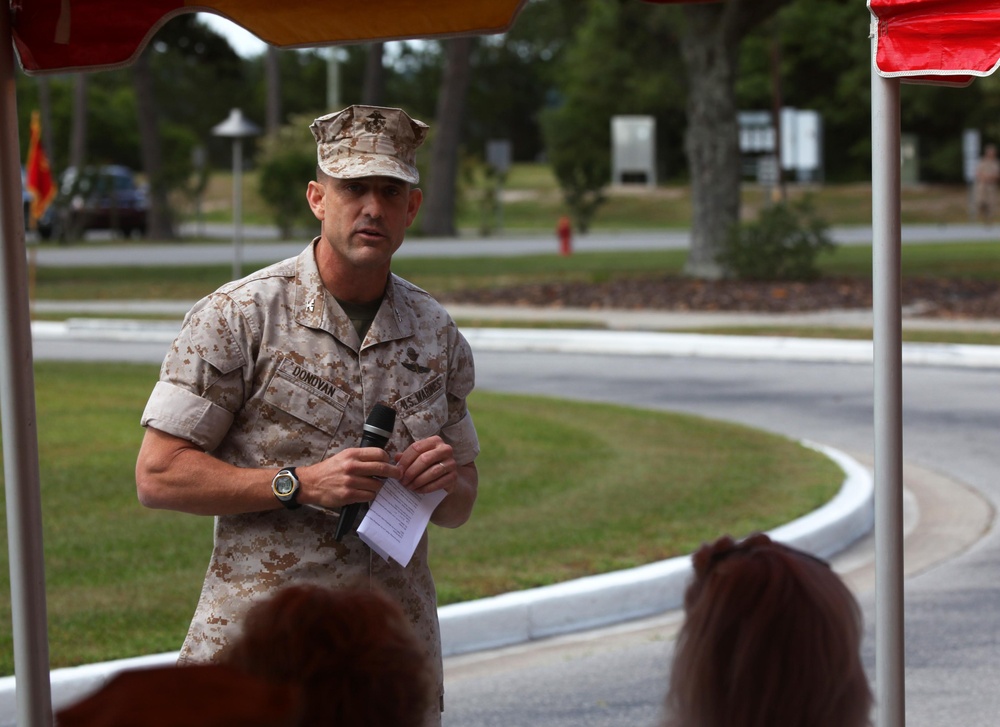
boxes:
[275,475,295,497]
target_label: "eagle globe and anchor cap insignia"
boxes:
[364,111,388,134]
[310,105,428,184]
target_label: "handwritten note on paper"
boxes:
[357,478,446,567]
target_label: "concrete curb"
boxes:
[462,327,1000,369]
[0,443,872,722]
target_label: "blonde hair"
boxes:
[664,533,872,727]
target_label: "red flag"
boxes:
[25,111,56,227]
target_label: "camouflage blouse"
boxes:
[140,240,478,708]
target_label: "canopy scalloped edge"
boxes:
[11,0,529,76]
[869,0,1000,87]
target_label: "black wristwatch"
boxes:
[271,467,301,510]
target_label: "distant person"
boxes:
[222,583,434,727]
[974,143,1000,225]
[661,533,872,727]
[134,105,480,726]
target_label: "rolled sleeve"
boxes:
[141,381,236,452]
[441,410,479,466]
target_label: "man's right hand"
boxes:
[296,447,401,510]
[137,427,399,516]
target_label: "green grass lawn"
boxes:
[0,362,842,674]
[184,166,975,231]
[432,392,840,603]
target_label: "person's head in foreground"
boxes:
[663,532,873,727]
[223,583,434,727]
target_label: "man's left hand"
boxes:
[396,436,455,495]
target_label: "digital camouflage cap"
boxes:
[310,105,428,185]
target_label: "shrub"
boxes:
[256,114,321,239]
[539,102,609,234]
[717,197,835,281]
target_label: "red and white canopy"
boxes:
[870,0,1000,85]
[11,0,527,74]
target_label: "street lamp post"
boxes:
[212,108,262,280]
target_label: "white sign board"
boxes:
[486,139,512,174]
[611,115,656,186]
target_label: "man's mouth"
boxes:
[355,226,386,239]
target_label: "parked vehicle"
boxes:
[37,165,148,241]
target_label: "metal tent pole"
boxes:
[0,8,54,727]
[870,45,905,727]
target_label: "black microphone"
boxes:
[334,403,396,541]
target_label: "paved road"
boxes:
[30,332,1000,727]
[435,350,999,727]
[27,223,1000,268]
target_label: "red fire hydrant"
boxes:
[557,215,572,256]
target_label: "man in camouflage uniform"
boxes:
[135,105,479,725]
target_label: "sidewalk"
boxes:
[32,297,1000,334]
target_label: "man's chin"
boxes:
[349,246,395,268]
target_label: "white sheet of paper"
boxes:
[357,477,446,567]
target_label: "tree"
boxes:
[130,15,245,240]
[421,37,475,237]
[261,49,333,124]
[679,0,792,279]
[133,49,175,239]
[142,15,247,237]
[265,47,282,134]
[467,0,583,163]
[361,43,385,105]
[70,75,87,172]
[541,0,685,232]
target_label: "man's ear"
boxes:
[406,187,423,227]
[306,180,326,220]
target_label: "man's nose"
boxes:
[361,191,384,218]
